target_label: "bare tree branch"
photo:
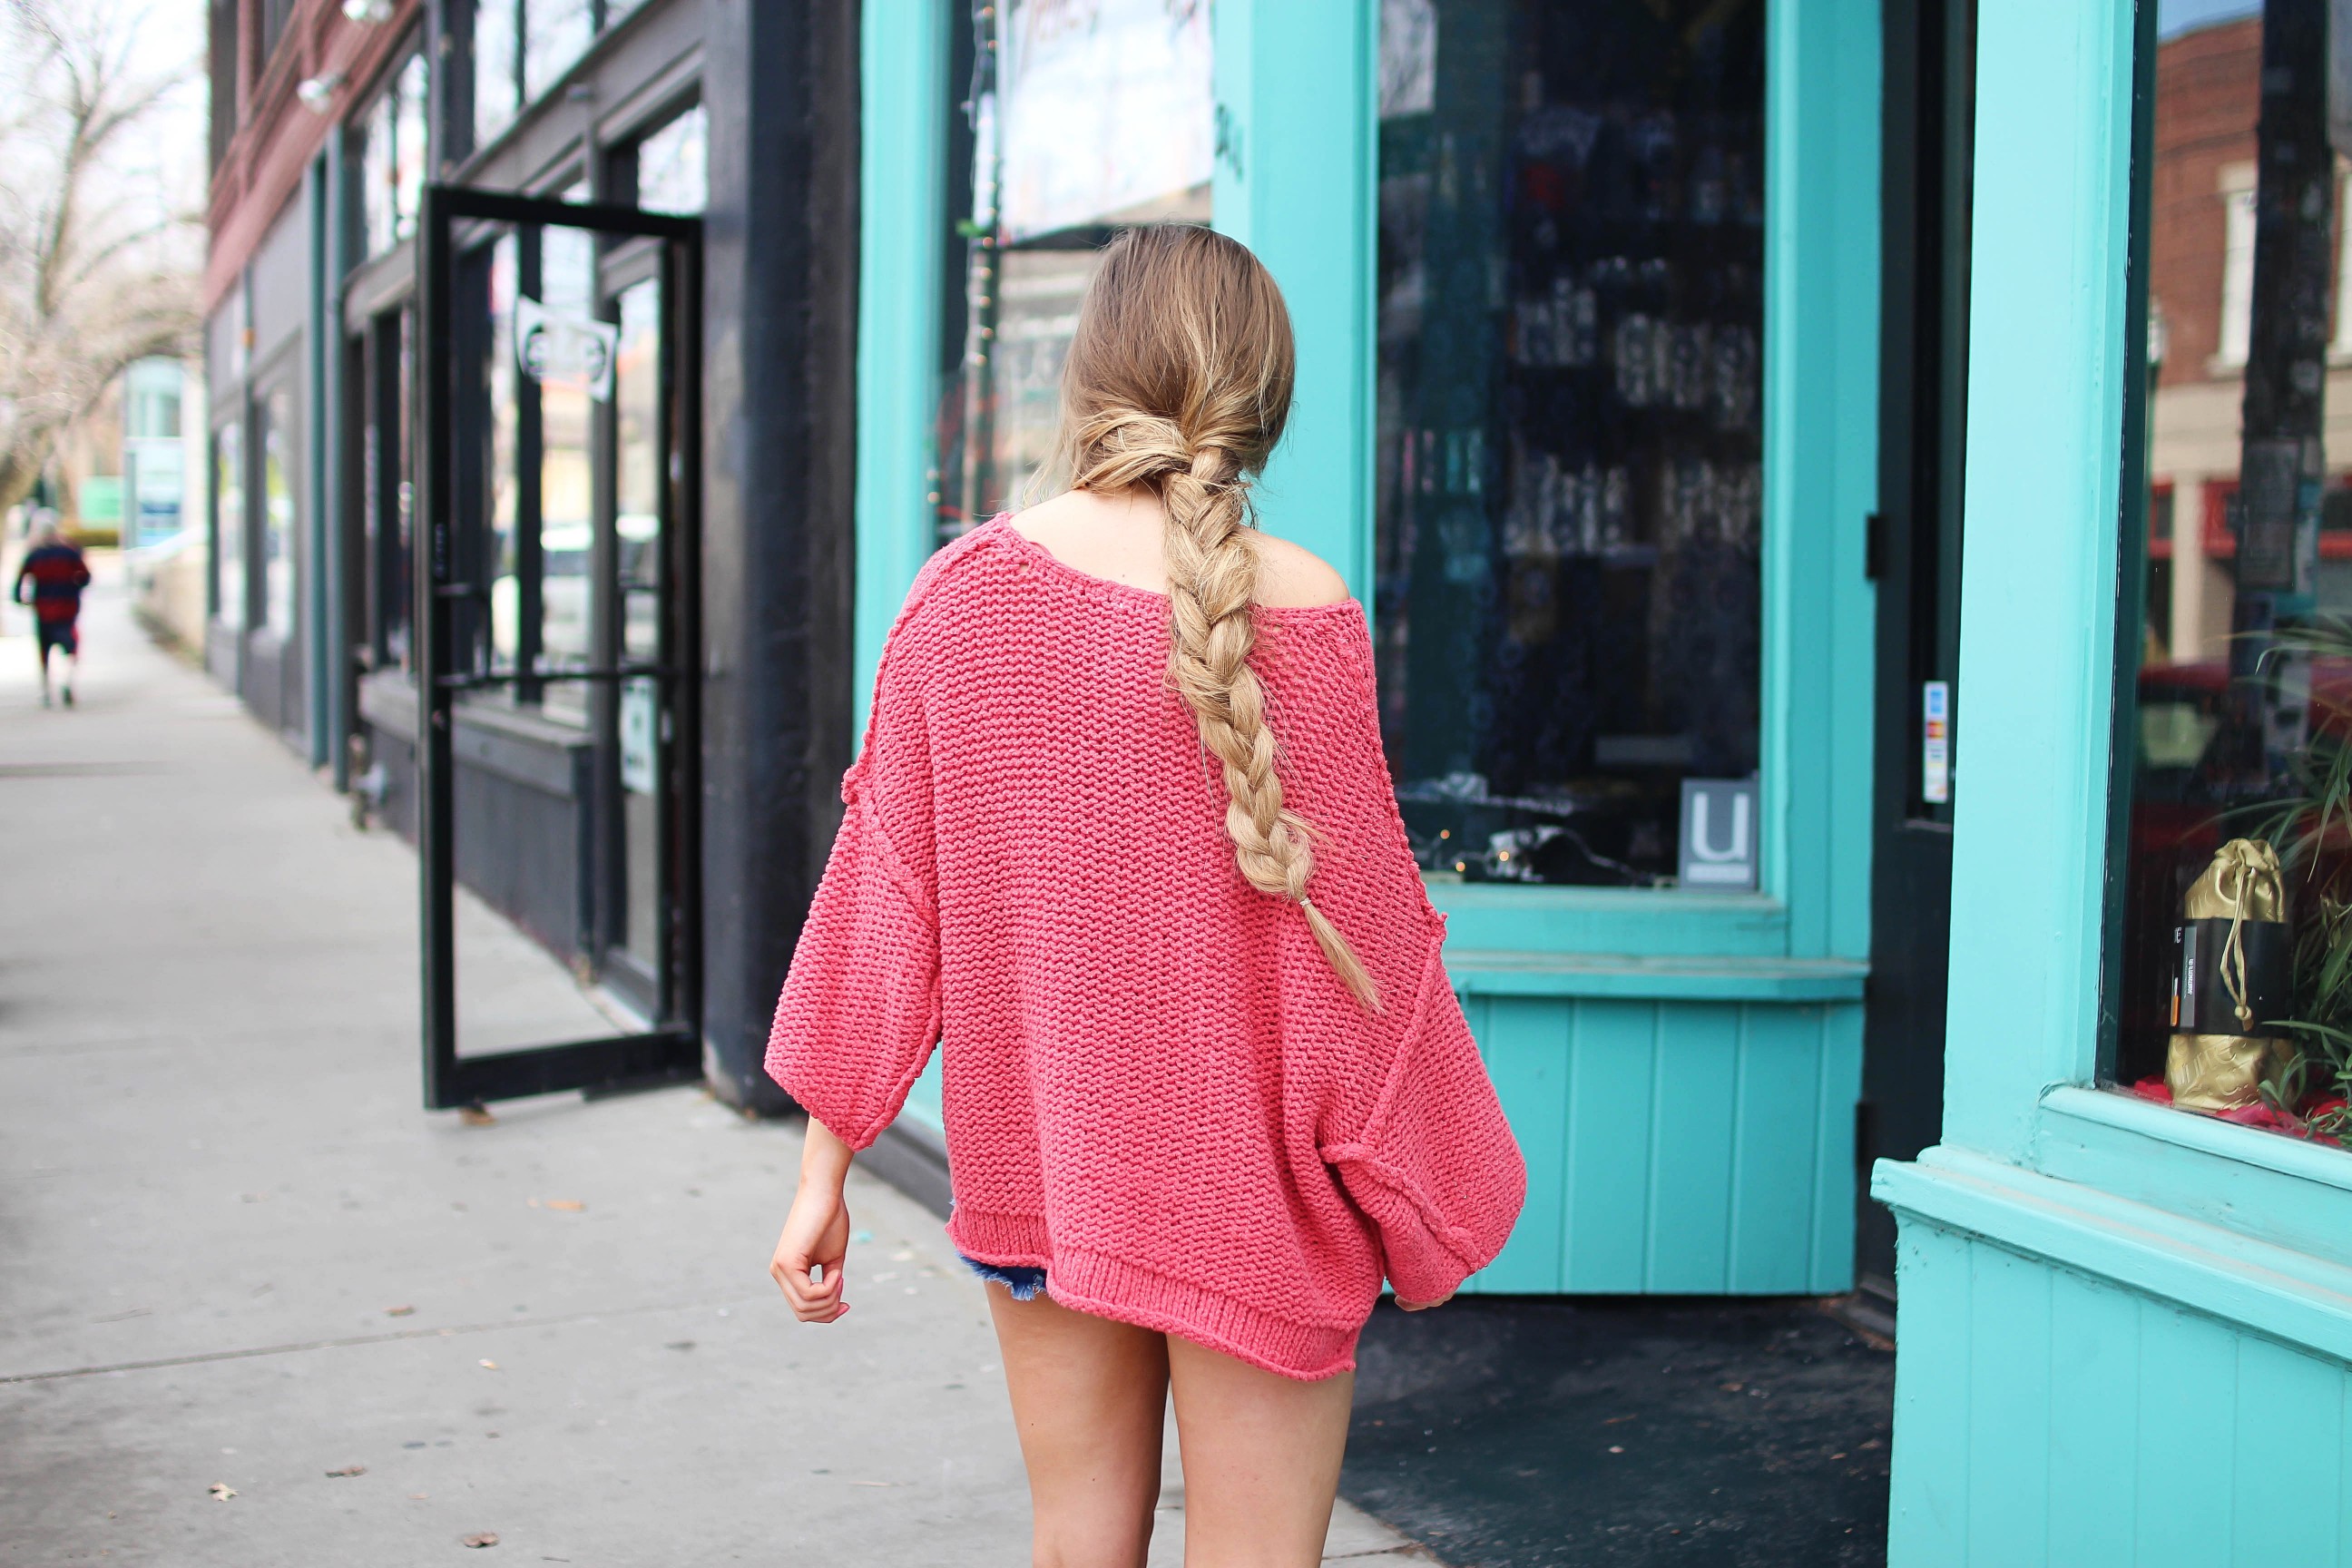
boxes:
[0,0,201,514]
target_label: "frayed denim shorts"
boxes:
[961,1253,1048,1300]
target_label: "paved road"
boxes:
[0,565,1426,1566]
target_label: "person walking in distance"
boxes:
[14,519,91,709]
[763,225,1526,1567]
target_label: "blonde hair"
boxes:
[1052,225,1379,1012]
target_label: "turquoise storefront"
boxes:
[848,0,1887,1301]
[1874,0,2352,1561]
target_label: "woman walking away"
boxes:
[764,225,1525,1568]
[14,518,91,709]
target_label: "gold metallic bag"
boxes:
[2165,838,2292,1111]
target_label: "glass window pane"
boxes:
[485,233,522,673]
[935,0,1214,540]
[361,51,429,258]
[635,104,707,216]
[615,279,662,663]
[523,0,594,103]
[612,278,664,965]
[2117,1,2352,1146]
[474,0,520,151]
[260,387,297,633]
[535,222,598,724]
[1373,0,1766,889]
[213,421,244,630]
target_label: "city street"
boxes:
[0,567,1426,1566]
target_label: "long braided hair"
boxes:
[1050,225,1380,1012]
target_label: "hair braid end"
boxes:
[1298,897,1382,1013]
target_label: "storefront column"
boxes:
[697,0,862,1112]
[1210,0,1375,588]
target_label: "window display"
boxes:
[2116,0,2350,1150]
[1374,0,1765,887]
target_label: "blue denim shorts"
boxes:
[961,1253,1047,1300]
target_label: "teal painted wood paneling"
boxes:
[1209,0,1374,591]
[1468,995,1568,1292]
[1886,1200,2352,1567]
[1563,1003,1658,1291]
[1645,1004,1741,1292]
[1459,995,1860,1297]
[1963,1245,2053,1564]
[1729,1004,1826,1290]
[2236,1333,2343,1568]
[850,0,949,731]
[2044,1268,2139,1568]
[1941,0,2138,1158]
[1887,1222,1972,1566]
[2033,1087,2352,1273]
[1443,945,1865,1002]
[2134,1308,2237,1563]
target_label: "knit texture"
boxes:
[765,514,1526,1379]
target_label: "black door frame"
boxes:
[415,182,703,1110]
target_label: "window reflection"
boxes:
[473,0,520,151]
[361,50,428,258]
[523,0,595,102]
[536,221,598,723]
[485,233,522,673]
[935,0,1214,540]
[1375,0,1765,887]
[635,104,707,216]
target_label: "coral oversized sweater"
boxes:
[764,515,1525,1379]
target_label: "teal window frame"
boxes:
[854,0,1881,1004]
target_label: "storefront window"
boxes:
[473,0,521,151]
[213,420,245,630]
[1374,0,1766,888]
[933,0,1215,540]
[259,387,297,634]
[633,104,706,216]
[2116,0,2351,1150]
[365,308,416,671]
[472,0,639,156]
[359,48,429,258]
[522,0,594,103]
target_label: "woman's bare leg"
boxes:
[1166,1336,1354,1568]
[988,1285,1170,1568]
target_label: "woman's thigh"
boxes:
[1166,1336,1354,1568]
[987,1285,1171,1568]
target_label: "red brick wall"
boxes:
[206,0,423,312]
[2150,16,2261,390]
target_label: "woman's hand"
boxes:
[1396,1291,1455,1313]
[770,1183,852,1322]
[769,1115,858,1323]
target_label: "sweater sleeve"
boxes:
[762,613,941,1152]
[1321,936,1528,1306]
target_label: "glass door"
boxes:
[414,182,701,1110]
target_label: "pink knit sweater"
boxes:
[765,515,1525,1379]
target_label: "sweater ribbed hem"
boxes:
[945,1205,1364,1382]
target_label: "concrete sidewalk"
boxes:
[0,568,1426,1566]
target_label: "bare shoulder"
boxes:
[1248,531,1351,609]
